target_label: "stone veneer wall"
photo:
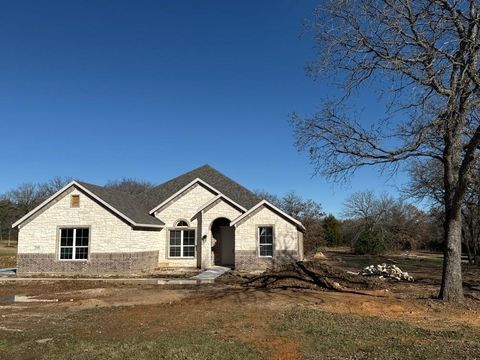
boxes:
[235,250,300,271]
[17,186,162,275]
[154,183,218,268]
[17,251,159,274]
[234,206,302,271]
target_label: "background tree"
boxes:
[254,190,282,208]
[104,178,155,195]
[38,176,72,199]
[406,160,480,264]
[323,214,343,246]
[6,183,44,215]
[292,0,480,302]
[0,199,18,245]
[342,191,436,254]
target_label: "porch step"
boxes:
[190,266,230,281]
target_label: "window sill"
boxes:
[167,257,196,260]
[58,259,89,262]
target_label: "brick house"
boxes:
[13,165,304,274]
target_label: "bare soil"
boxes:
[1,248,479,359]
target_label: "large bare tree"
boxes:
[406,160,480,264]
[292,0,480,302]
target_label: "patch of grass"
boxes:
[3,332,260,360]
[273,308,480,359]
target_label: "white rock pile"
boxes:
[360,263,414,282]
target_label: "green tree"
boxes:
[323,214,343,246]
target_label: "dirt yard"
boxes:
[1,248,480,359]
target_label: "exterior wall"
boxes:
[234,206,301,271]
[154,183,217,268]
[201,198,243,268]
[16,182,304,274]
[17,187,161,274]
[17,251,159,274]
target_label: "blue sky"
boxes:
[0,0,409,216]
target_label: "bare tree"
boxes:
[6,183,44,215]
[292,0,480,302]
[38,176,72,198]
[406,160,480,264]
[104,178,155,195]
[0,199,17,244]
[343,191,434,252]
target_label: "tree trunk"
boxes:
[439,206,464,301]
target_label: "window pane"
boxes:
[176,220,188,227]
[169,246,181,257]
[259,227,273,245]
[60,229,74,246]
[75,247,89,260]
[183,230,195,245]
[75,228,89,247]
[259,227,272,237]
[183,245,195,257]
[170,231,181,246]
[260,244,273,257]
[60,247,73,259]
[259,235,273,245]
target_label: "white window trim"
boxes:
[58,227,90,261]
[258,226,274,258]
[168,228,196,259]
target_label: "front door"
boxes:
[217,226,234,266]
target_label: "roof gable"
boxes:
[145,165,261,212]
[230,200,305,231]
[197,194,247,214]
[13,181,163,228]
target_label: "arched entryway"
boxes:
[211,217,235,267]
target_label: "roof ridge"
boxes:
[151,164,211,190]
[202,166,260,199]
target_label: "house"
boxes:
[12,165,304,274]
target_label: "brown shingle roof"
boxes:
[145,165,261,211]
[76,181,163,226]
[77,165,261,227]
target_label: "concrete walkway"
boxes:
[190,266,230,281]
[0,266,231,285]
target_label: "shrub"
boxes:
[353,229,387,255]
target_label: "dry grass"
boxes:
[0,248,479,359]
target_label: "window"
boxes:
[70,195,80,208]
[175,220,189,227]
[169,229,195,258]
[59,228,89,260]
[259,226,273,257]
